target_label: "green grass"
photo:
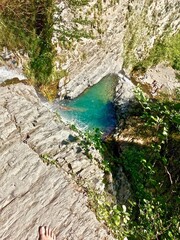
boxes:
[0,0,106,98]
[132,31,180,72]
[0,0,55,86]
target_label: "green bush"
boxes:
[85,87,180,239]
[122,88,180,239]
[0,0,55,85]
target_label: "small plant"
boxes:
[41,154,60,168]
[88,190,130,240]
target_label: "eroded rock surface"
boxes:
[57,0,129,99]
[114,73,136,119]
[0,66,26,84]
[0,83,114,240]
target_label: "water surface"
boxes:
[58,75,118,132]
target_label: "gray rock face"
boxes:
[57,0,179,99]
[0,83,114,240]
[57,0,129,99]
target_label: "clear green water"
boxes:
[58,75,118,132]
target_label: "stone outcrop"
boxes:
[114,72,136,119]
[0,66,26,84]
[132,63,180,97]
[0,83,114,240]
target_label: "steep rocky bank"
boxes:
[0,82,117,239]
[58,0,128,99]
[1,0,179,100]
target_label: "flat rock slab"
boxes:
[0,83,114,240]
[0,66,26,83]
[135,63,180,96]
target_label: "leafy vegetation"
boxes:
[41,154,60,168]
[83,87,180,239]
[88,190,130,240]
[0,0,55,87]
[123,0,180,72]
[122,88,180,239]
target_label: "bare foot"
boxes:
[38,226,56,240]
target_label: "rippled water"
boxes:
[58,75,118,132]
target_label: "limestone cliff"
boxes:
[57,0,180,99]
[0,0,179,99]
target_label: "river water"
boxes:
[57,75,118,132]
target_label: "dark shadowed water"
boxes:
[58,75,118,132]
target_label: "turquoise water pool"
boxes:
[58,75,118,132]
